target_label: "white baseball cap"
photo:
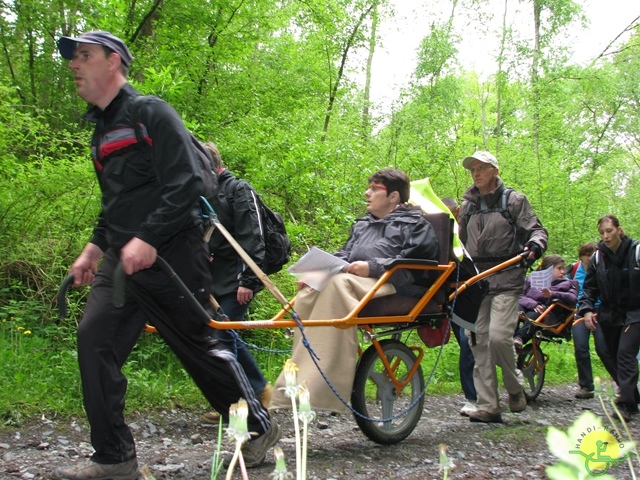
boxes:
[462,151,499,170]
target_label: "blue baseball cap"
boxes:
[58,31,133,67]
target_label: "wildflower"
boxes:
[16,326,24,331]
[297,383,316,423]
[270,446,292,480]
[297,383,315,480]
[279,359,300,399]
[439,444,455,480]
[226,398,252,445]
[23,330,31,335]
[225,399,252,480]
[279,359,302,480]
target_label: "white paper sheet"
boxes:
[528,265,553,290]
[287,247,349,291]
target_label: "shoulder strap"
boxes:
[130,95,153,144]
[500,188,514,225]
[570,261,580,279]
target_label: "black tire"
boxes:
[517,342,546,401]
[351,339,424,445]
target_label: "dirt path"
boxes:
[1,384,638,479]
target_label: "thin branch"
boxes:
[591,14,640,64]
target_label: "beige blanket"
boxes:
[270,274,395,413]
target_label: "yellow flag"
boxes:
[409,178,464,260]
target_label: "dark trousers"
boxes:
[514,310,560,345]
[452,324,476,401]
[78,229,270,464]
[213,292,268,395]
[572,319,617,391]
[601,321,640,409]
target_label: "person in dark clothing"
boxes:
[579,214,640,421]
[53,31,280,480]
[569,242,617,399]
[441,197,477,415]
[513,254,578,350]
[200,142,272,425]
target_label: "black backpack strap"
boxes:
[463,187,517,254]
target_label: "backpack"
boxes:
[219,177,292,275]
[461,187,516,253]
[131,95,218,198]
[253,191,292,274]
[568,261,580,279]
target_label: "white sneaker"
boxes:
[460,401,477,417]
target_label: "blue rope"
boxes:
[295,263,462,424]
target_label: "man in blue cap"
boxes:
[53,31,280,480]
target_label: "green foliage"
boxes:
[0,0,638,424]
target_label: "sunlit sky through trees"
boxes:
[363,0,639,115]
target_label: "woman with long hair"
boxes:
[579,214,640,421]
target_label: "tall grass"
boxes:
[0,297,609,426]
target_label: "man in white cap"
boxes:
[458,151,547,423]
[53,31,280,480]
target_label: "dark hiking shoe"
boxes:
[51,458,139,480]
[574,389,595,399]
[469,410,503,423]
[612,403,638,422]
[509,390,527,413]
[224,419,282,468]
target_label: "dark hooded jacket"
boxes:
[579,236,640,326]
[85,84,205,252]
[208,170,265,295]
[334,205,439,288]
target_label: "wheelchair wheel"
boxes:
[351,339,424,445]
[517,342,546,401]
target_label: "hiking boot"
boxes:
[203,385,273,425]
[224,419,282,468]
[202,410,222,424]
[574,389,595,400]
[469,410,503,423]
[612,403,638,422]
[509,390,527,413]
[259,383,273,409]
[460,401,477,417]
[51,458,139,480]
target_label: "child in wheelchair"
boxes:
[513,254,578,352]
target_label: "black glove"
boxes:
[524,242,542,266]
[525,242,542,259]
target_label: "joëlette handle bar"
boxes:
[448,251,529,302]
[57,273,76,321]
[55,258,212,325]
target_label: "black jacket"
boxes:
[579,236,640,326]
[335,205,439,288]
[208,170,265,295]
[85,84,205,251]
